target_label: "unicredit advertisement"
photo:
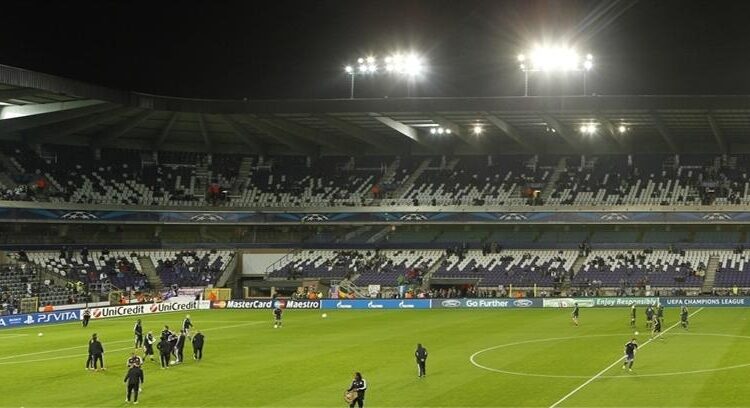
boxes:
[212,299,321,309]
[85,300,210,320]
[320,299,431,310]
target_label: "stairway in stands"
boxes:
[420,254,447,291]
[392,157,433,200]
[540,157,568,202]
[138,256,163,290]
[702,254,719,294]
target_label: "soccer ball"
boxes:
[37,333,43,337]
[634,331,639,335]
[322,313,328,318]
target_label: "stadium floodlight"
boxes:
[472,125,483,135]
[430,126,451,135]
[579,123,598,135]
[618,124,627,134]
[385,53,425,77]
[344,56,378,99]
[517,45,594,96]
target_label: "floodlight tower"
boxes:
[517,46,594,96]
[384,53,425,97]
[344,57,377,99]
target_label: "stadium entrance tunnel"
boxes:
[469,333,750,378]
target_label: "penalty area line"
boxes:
[547,307,704,408]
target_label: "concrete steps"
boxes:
[138,256,163,290]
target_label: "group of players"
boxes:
[572,302,690,373]
[82,311,207,404]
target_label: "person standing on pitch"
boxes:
[85,334,95,370]
[630,303,636,328]
[622,338,638,372]
[89,333,105,371]
[158,336,171,369]
[680,305,689,330]
[182,314,193,337]
[124,363,144,404]
[346,372,367,408]
[82,307,91,327]
[175,329,187,363]
[192,330,205,360]
[273,305,283,328]
[143,331,156,363]
[571,302,579,326]
[415,343,428,378]
[134,319,143,348]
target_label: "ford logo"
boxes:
[441,300,462,308]
[513,299,534,308]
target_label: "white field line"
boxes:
[548,307,704,408]
[0,320,264,362]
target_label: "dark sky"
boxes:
[2,0,748,99]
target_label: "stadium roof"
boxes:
[2,64,750,156]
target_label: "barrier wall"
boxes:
[0,310,80,328]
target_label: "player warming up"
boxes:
[82,307,91,327]
[345,372,367,408]
[651,315,663,340]
[415,343,428,378]
[645,304,654,329]
[134,319,143,348]
[571,303,579,326]
[143,331,156,363]
[622,338,638,372]
[630,303,636,328]
[182,315,193,337]
[273,305,283,328]
[124,362,144,404]
[680,305,689,329]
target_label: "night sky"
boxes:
[2,0,748,99]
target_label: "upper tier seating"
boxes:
[4,142,750,208]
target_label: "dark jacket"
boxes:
[192,333,204,348]
[89,339,104,355]
[124,366,144,386]
[158,339,171,354]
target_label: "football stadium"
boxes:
[4,1,750,407]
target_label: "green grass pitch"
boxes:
[1,307,750,407]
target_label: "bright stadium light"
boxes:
[385,53,425,77]
[344,56,378,99]
[579,123,598,135]
[518,45,594,96]
[618,124,628,134]
[473,125,483,135]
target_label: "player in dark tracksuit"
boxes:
[134,319,143,348]
[85,336,95,369]
[273,307,283,328]
[127,352,142,368]
[168,332,178,360]
[645,305,654,329]
[175,330,187,363]
[160,326,172,341]
[143,332,156,362]
[622,338,638,372]
[651,315,663,340]
[415,344,428,377]
[158,337,172,369]
[124,365,144,403]
[680,305,689,329]
[89,334,104,370]
[571,303,579,326]
[347,372,367,408]
[192,331,205,360]
[630,304,636,328]
[82,308,91,328]
[182,315,193,337]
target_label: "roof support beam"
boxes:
[483,113,536,151]
[23,106,130,144]
[596,114,628,150]
[154,112,179,150]
[198,114,213,151]
[91,109,154,148]
[539,113,582,150]
[707,114,728,154]
[0,87,39,101]
[220,114,267,155]
[318,114,399,152]
[651,113,679,152]
[262,116,359,154]
[0,102,114,135]
[371,114,434,151]
[244,116,318,156]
